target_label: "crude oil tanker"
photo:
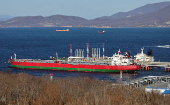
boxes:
[9,44,141,73]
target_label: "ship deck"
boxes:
[12,59,112,65]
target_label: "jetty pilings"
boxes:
[138,62,170,71]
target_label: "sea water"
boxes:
[0,27,170,82]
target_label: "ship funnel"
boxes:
[124,51,130,58]
[147,49,153,56]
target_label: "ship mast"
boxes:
[87,43,89,59]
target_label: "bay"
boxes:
[0,27,170,82]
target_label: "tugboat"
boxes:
[98,31,106,33]
[9,44,141,73]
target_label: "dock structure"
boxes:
[126,75,170,88]
[137,61,170,71]
[133,48,170,71]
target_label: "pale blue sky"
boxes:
[1,0,170,19]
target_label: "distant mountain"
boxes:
[0,15,88,27]
[82,5,170,27]
[1,2,170,27]
[98,1,170,20]
[0,15,14,21]
[127,5,170,27]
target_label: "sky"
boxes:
[1,0,170,19]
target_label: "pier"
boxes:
[126,75,170,88]
[137,61,170,71]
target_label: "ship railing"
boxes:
[15,59,39,62]
[15,59,44,63]
[67,61,110,65]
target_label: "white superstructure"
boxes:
[108,49,133,66]
[134,48,154,63]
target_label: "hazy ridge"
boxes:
[1,1,170,27]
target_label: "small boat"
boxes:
[56,29,69,31]
[98,31,106,33]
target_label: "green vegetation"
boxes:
[0,71,170,105]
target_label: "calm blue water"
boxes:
[0,27,170,82]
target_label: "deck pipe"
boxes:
[70,44,72,56]
[92,48,101,60]
[79,49,82,57]
[92,48,94,58]
[14,53,16,59]
[75,49,79,57]
[94,48,95,58]
[99,48,100,59]
[97,48,98,59]
[103,43,105,59]
[82,49,84,57]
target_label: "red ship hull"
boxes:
[9,60,141,73]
